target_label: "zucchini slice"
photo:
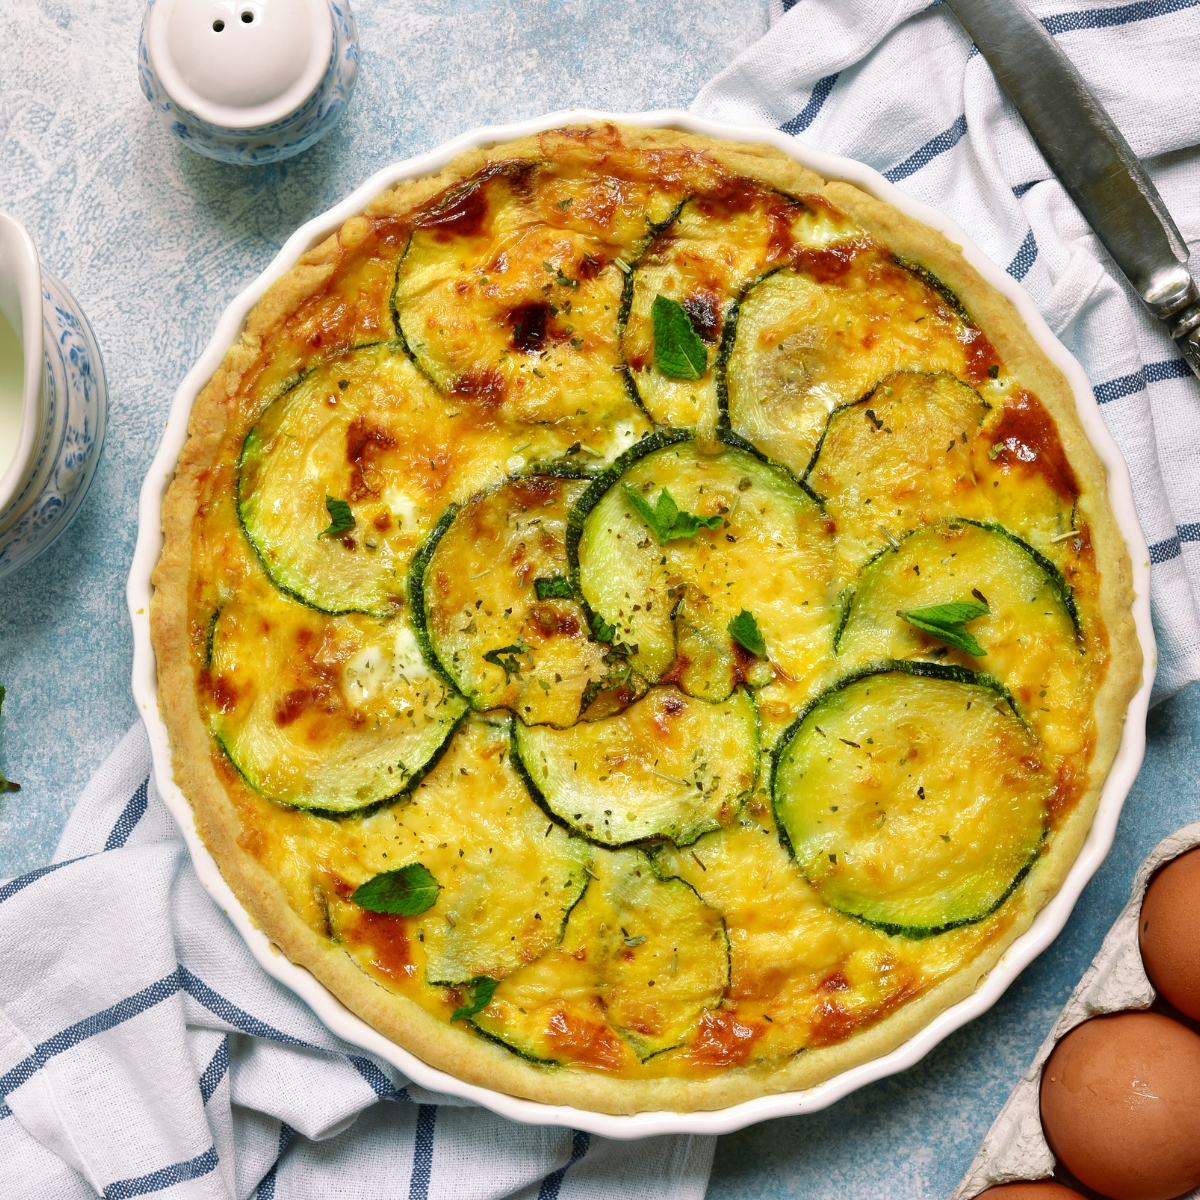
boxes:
[772,663,1051,936]
[512,684,759,847]
[807,371,991,567]
[724,247,998,477]
[415,475,620,727]
[206,593,467,812]
[326,717,591,985]
[472,847,730,1061]
[838,517,1080,656]
[237,344,533,616]
[391,161,655,466]
[621,187,856,432]
[572,433,835,699]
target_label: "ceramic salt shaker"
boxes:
[139,0,358,165]
[0,213,108,580]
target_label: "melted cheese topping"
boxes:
[188,129,1107,1080]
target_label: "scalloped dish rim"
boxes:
[126,108,1156,1139]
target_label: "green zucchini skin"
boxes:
[771,661,1046,938]
[206,592,470,815]
[566,429,695,572]
[510,685,761,848]
[770,659,1023,764]
[834,517,1082,657]
[970,519,1081,639]
[565,426,693,646]
[718,245,995,480]
[389,161,657,470]
[235,343,454,619]
[569,430,835,701]
[800,371,990,504]
[890,256,972,324]
[217,692,470,819]
[470,845,731,1063]
[414,475,619,728]
[620,188,846,434]
[407,503,466,690]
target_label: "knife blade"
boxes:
[942,0,1200,380]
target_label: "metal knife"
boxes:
[942,0,1200,380]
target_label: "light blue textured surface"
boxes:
[1,3,1197,1195]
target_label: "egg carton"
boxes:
[952,821,1200,1199]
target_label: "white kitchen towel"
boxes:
[695,0,1200,702]
[0,723,714,1200]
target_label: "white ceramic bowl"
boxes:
[0,213,107,579]
[127,110,1156,1138]
[0,214,46,527]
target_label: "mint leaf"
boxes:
[0,687,18,794]
[484,642,529,681]
[451,975,499,1023]
[320,496,355,538]
[352,863,440,916]
[622,484,722,544]
[728,609,767,658]
[899,599,989,657]
[591,614,616,643]
[652,295,707,380]
[534,576,573,600]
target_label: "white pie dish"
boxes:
[126,108,1156,1139]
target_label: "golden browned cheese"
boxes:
[179,126,1111,1084]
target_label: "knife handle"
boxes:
[1171,290,1200,379]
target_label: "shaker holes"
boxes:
[212,18,225,30]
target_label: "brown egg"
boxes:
[978,1184,1085,1198]
[1040,1012,1200,1200]
[1140,846,1200,1020]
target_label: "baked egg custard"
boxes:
[152,123,1140,1114]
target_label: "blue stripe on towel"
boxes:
[0,857,88,906]
[1150,526,1200,564]
[1095,358,1193,403]
[198,1037,229,1104]
[1042,0,1200,35]
[1094,369,1146,404]
[346,1053,405,1099]
[884,114,968,182]
[0,970,182,1099]
[255,1118,295,1195]
[255,1123,296,1200]
[104,779,149,851]
[178,967,311,1048]
[780,73,840,135]
[1145,358,1192,383]
[408,1105,437,1200]
[538,1130,591,1200]
[102,1145,218,1199]
[0,962,393,1111]
[1151,535,1182,563]
[1006,229,1038,281]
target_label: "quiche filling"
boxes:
[178,128,1114,1086]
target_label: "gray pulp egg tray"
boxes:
[953,821,1200,1198]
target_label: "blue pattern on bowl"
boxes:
[0,271,108,579]
[138,0,358,165]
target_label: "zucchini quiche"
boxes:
[152,122,1141,1115]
